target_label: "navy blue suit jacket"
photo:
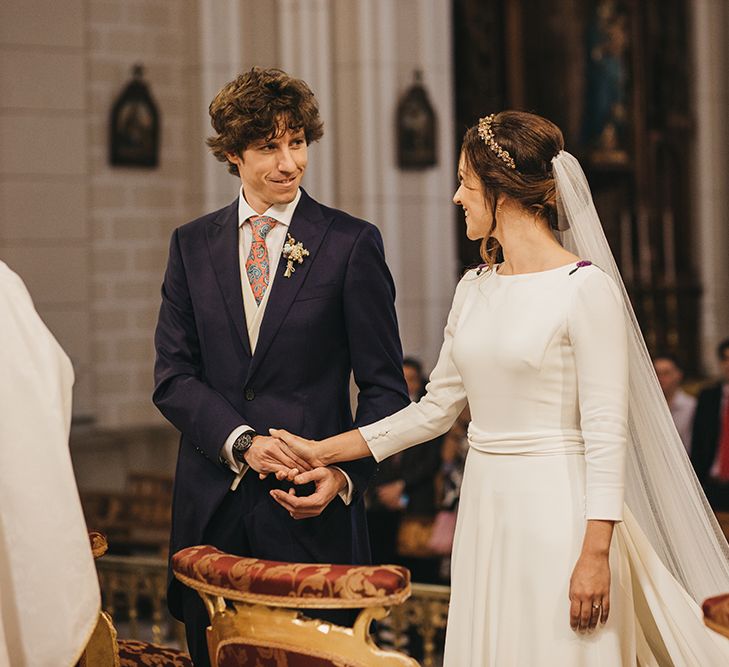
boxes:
[691,382,724,483]
[153,189,409,617]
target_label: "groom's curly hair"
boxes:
[207,67,324,176]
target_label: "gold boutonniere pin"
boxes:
[282,233,310,278]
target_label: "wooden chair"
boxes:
[172,545,419,667]
[703,593,729,639]
[79,532,192,667]
[714,511,729,543]
[80,473,173,557]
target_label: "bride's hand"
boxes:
[269,428,325,469]
[568,552,610,632]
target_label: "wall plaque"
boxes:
[110,64,160,168]
[397,70,437,170]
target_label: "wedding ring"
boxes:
[592,603,601,610]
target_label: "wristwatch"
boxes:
[232,429,257,464]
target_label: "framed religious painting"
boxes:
[397,70,437,170]
[109,64,160,168]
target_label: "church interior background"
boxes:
[2,0,729,659]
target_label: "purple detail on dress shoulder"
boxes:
[569,260,592,275]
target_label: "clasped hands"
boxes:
[243,429,333,519]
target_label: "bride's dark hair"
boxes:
[461,111,564,269]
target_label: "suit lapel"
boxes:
[246,190,332,381]
[206,200,252,358]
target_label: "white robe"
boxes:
[0,262,99,667]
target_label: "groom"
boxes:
[153,67,409,665]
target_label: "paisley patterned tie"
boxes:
[246,215,277,305]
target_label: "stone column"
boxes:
[278,0,335,204]
[416,0,458,363]
[197,0,245,212]
[331,0,458,368]
[691,0,729,372]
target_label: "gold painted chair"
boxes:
[703,593,729,639]
[79,532,192,667]
[172,545,419,667]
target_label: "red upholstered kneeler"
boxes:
[79,532,192,667]
[172,545,417,667]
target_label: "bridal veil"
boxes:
[552,151,729,604]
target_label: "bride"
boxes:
[270,111,729,665]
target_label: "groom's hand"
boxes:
[269,467,346,519]
[244,436,312,479]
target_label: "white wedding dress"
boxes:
[359,262,729,666]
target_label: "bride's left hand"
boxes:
[568,552,610,632]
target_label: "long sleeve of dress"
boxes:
[359,272,472,462]
[567,269,629,521]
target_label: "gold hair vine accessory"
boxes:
[478,114,516,170]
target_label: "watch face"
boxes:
[232,431,256,462]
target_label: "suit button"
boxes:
[244,388,255,401]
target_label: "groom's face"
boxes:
[226,126,308,214]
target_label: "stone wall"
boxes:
[0,0,93,415]
[87,0,200,427]
[1,0,202,433]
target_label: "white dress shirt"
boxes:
[668,388,696,454]
[221,187,353,503]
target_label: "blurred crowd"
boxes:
[366,357,469,587]
[655,338,729,512]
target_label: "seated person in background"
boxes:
[366,357,442,583]
[439,407,470,516]
[434,407,470,582]
[692,338,729,510]
[654,354,696,453]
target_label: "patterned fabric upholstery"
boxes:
[703,593,729,638]
[82,532,193,666]
[172,545,410,608]
[118,639,193,667]
[217,643,339,667]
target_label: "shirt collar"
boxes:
[237,187,301,228]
